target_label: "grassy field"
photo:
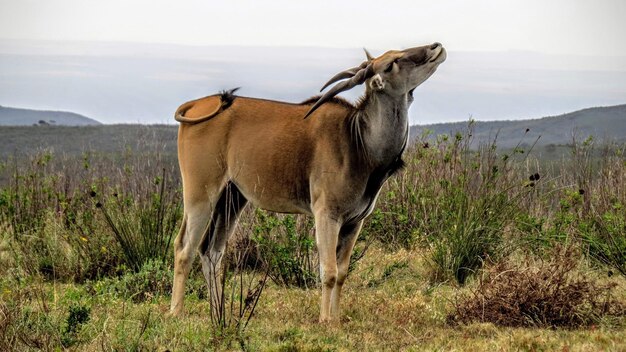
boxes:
[1,124,625,351]
[3,247,625,351]
[0,124,177,158]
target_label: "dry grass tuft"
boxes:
[450,247,625,328]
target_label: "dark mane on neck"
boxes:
[300,96,356,110]
[353,92,371,112]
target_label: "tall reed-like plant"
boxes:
[96,167,181,272]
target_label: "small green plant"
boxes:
[61,304,91,347]
[252,210,317,288]
[86,259,180,302]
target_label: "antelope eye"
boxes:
[384,61,395,73]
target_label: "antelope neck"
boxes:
[355,92,410,168]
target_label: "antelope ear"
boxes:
[369,73,385,91]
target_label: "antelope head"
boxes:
[305,43,446,117]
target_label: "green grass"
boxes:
[1,247,624,351]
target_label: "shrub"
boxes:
[0,153,117,280]
[61,304,91,347]
[515,138,626,277]
[86,259,176,303]
[0,152,59,276]
[425,183,515,285]
[395,122,535,284]
[450,247,625,328]
[251,210,317,288]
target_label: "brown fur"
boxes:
[169,43,447,323]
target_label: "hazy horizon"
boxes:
[1,39,625,125]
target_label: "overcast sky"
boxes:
[1,0,625,56]
[0,1,625,124]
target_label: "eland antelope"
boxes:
[170,43,446,322]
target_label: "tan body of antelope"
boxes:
[170,43,446,322]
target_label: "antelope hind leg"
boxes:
[198,183,248,314]
[170,194,220,316]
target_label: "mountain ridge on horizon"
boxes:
[1,103,624,155]
[410,103,626,148]
[0,105,100,126]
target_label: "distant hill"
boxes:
[0,106,100,126]
[411,104,626,148]
[0,104,624,158]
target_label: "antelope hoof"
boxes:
[319,315,338,324]
[167,307,183,318]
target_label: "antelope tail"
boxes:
[175,88,240,125]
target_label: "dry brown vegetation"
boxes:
[451,246,625,328]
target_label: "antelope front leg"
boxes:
[314,212,341,323]
[331,220,363,320]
